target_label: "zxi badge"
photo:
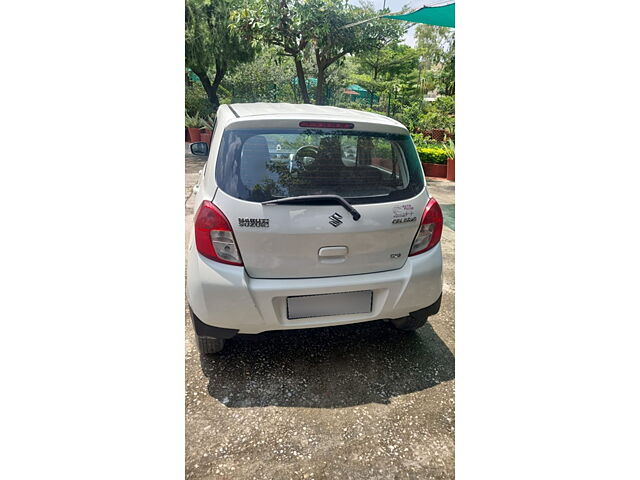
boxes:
[328,212,343,227]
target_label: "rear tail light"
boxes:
[409,197,443,256]
[194,201,243,266]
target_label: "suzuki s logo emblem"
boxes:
[328,212,343,227]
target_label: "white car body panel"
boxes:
[214,187,429,279]
[187,103,443,334]
[187,241,442,334]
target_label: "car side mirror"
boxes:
[190,142,209,156]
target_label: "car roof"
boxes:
[224,102,405,129]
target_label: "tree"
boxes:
[355,43,419,107]
[222,48,298,103]
[305,0,405,105]
[415,25,454,69]
[235,0,404,105]
[438,38,455,96]
[414,24,455,96]
[185,0,256,110]
[322,55,357,106]
[233,0,316,103]
[422,95,455,132]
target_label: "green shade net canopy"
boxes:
[383,2,455,28]
[346,84,368,94]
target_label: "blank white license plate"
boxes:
[286,290,373,320]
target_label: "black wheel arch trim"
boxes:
[189,306,238,339]
[410,293,442,320]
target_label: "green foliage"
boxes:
[411,133,449,149]
[433,96,455,115]
[415,25,454,69]
[411,132,429,149]
[323,56,359,105]
[201,114,216,130]
[355,43,419,81]
[305,0,406,103]
[186,0,257,108]
[416,146,449,165]
[232,0,320,103]
[185,0,454,130]
[383,93,455,133]
[185,112,203,128]
[186,0,256,72]
[351,42,420,111]
[234,0,405,104]
[335,101,381,113]
[422,110,454,131]
[394,101,426,131]
[441,139,455,159]
[222,48,298,103]
[439,40,455,96]
[185,82,215,117]
[415,25,455,96]
[419,95,455,132]
[349,74,385,103]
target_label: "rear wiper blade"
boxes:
[262,194,361,221]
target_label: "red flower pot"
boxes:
[187,128,201,143]
[422,162,447,178]
[200,132,212,145]
[446,157,455,181]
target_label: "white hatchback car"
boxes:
[187,103,443,354]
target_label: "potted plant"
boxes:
[442,139,455,181]
[417,146,448,178]
[199,115,215,145]
[185,113,202,143]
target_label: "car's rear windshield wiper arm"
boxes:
[262,194,361,221]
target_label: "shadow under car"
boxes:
[199,319,454,408]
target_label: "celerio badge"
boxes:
[392,204,417,224]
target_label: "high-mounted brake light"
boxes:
[194,201,243,266]
[409,197,443,256]
[299,121,354,129]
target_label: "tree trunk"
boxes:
[211,64,225,106]
[315,48,328,106]
[193,65,224,111]
[294,58,311,104]
[369,61,380,108]
[315,66,326,105]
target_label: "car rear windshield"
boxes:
[214,128,424,204]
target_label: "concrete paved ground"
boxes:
[185,151,455,479]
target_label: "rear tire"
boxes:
[196,335,225,355]
[390,315,427,331]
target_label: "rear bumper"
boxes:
[187,242,443,334]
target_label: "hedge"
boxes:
[416,147,449,165]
